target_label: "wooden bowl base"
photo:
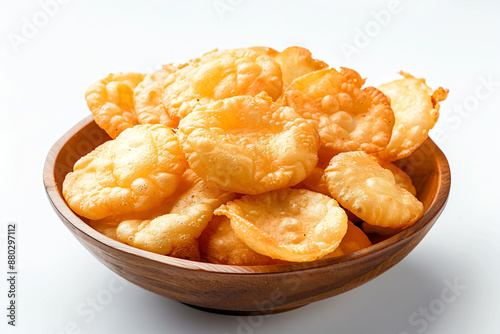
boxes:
[181,302,304,316]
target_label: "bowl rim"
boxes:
[44,115,451,275]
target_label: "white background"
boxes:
[1,0,499,333]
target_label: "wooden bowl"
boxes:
[43,116,451,315]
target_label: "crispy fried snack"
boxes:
[71,46,447,264]
[299,155,365,223]
[324,151,423,228]
[370,155,417,195]
[113,169,198,240]
[338,221,372,255]
[63,124,187,220]
[361,222,403,237]
[90,211,203,263]
[298,150,333,196]
[299,167,363,223]
[133,65,178,128]
[163,48,283,121]
[169,238,201,261]
[215,188,348,262]
[300,166,330,195]
[323,247,345,257]
[86,73,146,138]
[177,93,320,194]
[115,170,234,255]
[321,221,372,258]
[274,46,328,88]
[249,46,279,57]
[88,217,120,241]
[374,72,448,161]
[283,67,394,155]
[199,215,285,265]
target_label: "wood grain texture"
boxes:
[43,116,451,315]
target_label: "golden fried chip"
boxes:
[321,221,372,258]
[301,153,416,211]
[299,169,363,223]
[274,46,328,88]
[215,188,348,262]
[338,221,372,255]
[88,216,120,241]
[361,221,403,236]
[323,247,345,257]
[113,219,201,261]
[86,72,146,138]
[298,150,334,195]
[301,166,330,196]
[133,65,178,128]
[374,72,448,161]
[369,155,417,195]
[170,238,200,261]
[324,151,423,228]
[249,46,279,57]
[283,67,394,155]
[199,215,284,265]
[63,124,187,220]
[298,157,364,223]
[177,93,320,194]
[113,169,198,242]
[163,48,283,121]
[115,172,234,255]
